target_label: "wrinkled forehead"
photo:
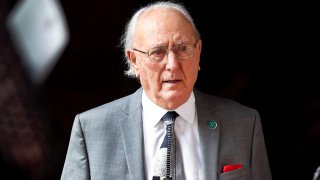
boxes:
[134,8,196,46]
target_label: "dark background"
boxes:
[0,0,319,179]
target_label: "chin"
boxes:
[162,90,188,105]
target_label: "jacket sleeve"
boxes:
[251,111,272,180]
[61,115,90,180]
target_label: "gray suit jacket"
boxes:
[61,88,272,180]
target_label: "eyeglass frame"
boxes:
[132,40,199,62]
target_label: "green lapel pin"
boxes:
[208,120,218,129]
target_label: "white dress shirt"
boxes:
[142,91,201,180]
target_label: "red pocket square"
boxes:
[222,163,243,173]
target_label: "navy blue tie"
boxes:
[153,111,179,180]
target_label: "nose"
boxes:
[165,49,179,71]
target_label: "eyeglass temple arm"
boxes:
[133,48,147,54]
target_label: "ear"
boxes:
[197,39,202,54]
[126,50,140,76]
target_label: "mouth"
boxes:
[164,80,181,83]
[163,80,181,84]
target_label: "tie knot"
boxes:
[162,111,179,122]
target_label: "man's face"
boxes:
[127,9,202,110]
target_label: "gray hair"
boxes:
[120,1,201,78]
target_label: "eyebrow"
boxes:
[150,41,192,48]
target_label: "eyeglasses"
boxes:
[132,41,198,62]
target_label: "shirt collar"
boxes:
[142,90,196,127]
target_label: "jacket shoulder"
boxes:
[194,89,259,116]
[77,88,142,126]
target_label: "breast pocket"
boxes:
[219,166,249,180]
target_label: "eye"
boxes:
[176,45,191,52]
[174,44,195,59]
[149,47,167,57]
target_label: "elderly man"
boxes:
[61,1,272,180]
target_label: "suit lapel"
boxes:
[119,88,145,179]
[119,89,221,179]
[195,90,221,180]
